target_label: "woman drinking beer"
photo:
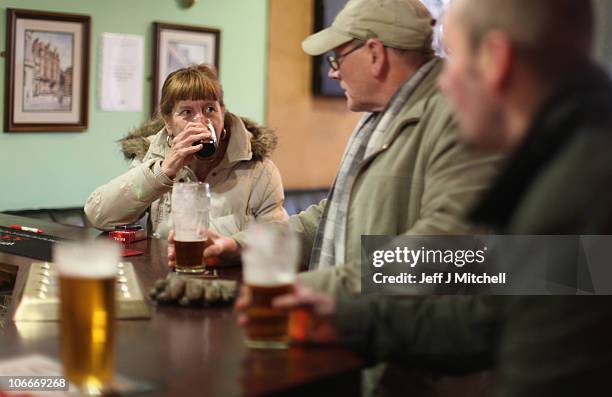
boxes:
[84,65,287,240]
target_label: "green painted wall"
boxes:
[0,0,269,211]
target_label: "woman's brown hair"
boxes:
[158,64,224,118]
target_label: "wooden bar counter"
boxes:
[0,214,364,396]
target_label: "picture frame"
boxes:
[312,0,347,97]
[4,8,91,132]
[152,22,221,114]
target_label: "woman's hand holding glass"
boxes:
[161,119,213,179]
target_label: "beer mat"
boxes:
[13,262,151,322]
[177,268,218,278]
[0,354,159,396]
[149,273,236,307]
[0,227,63,262]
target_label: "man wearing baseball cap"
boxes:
[288,0,499,297]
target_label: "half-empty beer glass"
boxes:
[54,240,120,395]
[242,224,300,349]
[172,182,211,274]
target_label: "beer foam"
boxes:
[241,223,300,286]
[243,267,296,286]
[173,231,206,242]
[172,208,209,242]
[54,241,119,278]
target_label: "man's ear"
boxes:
[367,39,387,77]
[478,31,513,94]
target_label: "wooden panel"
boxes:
[267,0,362,189]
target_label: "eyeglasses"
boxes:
[326,42,366,71]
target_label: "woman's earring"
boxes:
[221,128,227,140]
[166,135,173,147]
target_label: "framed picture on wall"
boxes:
[312,0,348,97]
[4,8,91,132]
[152,22,221,114]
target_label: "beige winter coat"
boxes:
[85,113,288,238]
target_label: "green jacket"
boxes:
[290,61,500,296]
[335,63,612,396]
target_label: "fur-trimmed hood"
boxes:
[118,112,278,162]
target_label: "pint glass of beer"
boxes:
[54,240,120,395]
[242,224,300,349]
[172,182,211,274]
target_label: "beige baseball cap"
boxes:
[302,0,434,56]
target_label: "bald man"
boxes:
[267,1,612,396]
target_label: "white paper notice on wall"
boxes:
[99,33,144,111]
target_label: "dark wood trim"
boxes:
[3,9,15,132]
[311,0,326,96]
[311,0,346,97]
[152,21,221,116]
[4,8,90,132]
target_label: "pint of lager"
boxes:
[242,224,300,349]
[54,240,120,395]
[172,182,211,274]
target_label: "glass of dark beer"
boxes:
[242,224,300,349]
[172,182,211,274]
[54,240,120,395]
